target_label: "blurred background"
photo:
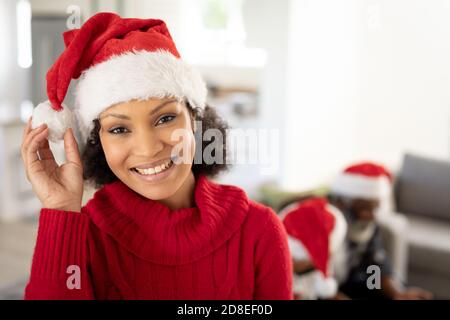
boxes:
[0,0,449,299]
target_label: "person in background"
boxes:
[280,198,348,300]
[328,162,433,300]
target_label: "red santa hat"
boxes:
[281,198,347,298]
[31,12,207,145]
[330,162,393,200]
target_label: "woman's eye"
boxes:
[108,127,128,134]
[106,116,175,134]
[156,115,176,125]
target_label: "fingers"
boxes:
[405,288,433,300]
[23,116,32,137]
[22,122,46,152]
[37,137,56,162]
[21,117,33,154]
[417,289,433,300]
[64,128,82,167]
[27,125,49,168]
[21,123,48,165]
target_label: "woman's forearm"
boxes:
[24,208,95,300]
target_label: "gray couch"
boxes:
[395,153,450,299]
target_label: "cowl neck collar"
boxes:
[85,174,249,265]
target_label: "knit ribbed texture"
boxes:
[24,209,94,299]
[24,174,293,300]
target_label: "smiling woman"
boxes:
[97,98,196,209]
[83,98,227,209]
[21,12,293,300]
[82,99,230,208]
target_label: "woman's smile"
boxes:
[129,156,177,183]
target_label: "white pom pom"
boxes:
[32,100,73,142]
[314,274,338,299]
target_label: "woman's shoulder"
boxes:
[247,199,277,219]
[243,199,285,238]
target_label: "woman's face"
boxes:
[98,97,196,201]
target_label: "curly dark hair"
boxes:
[82,103,230,188]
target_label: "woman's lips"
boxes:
[133,157,172,171]
[130,159,176,182]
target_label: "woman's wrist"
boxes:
[43,202,82,213]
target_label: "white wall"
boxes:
[283,0,361,190]
[0,0,26,115]
[355,0,450,169]
[282,0,450,191]
[123,0,183,42]
[240,0,290,189]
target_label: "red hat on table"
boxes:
[31,12,207,146]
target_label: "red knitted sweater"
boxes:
[24,174,293,300]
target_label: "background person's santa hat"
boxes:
[330,162,393,201]
[281,198,347,299]
[31,12,207,147]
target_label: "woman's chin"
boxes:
[130,180,178,201]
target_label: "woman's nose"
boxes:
[131,128,164,157]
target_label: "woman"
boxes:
[21,12,293,300]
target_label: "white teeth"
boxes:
[134,160,172,175]
[146,167,156,175]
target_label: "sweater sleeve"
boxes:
[24,207,95,300]
[253,207,294,300]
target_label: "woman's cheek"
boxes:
[165,128,195,158]
[103,138,129,171]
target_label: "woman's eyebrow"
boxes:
[100,99,179,120]
[149,99,179,115]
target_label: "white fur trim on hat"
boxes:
[313,272,338,299]
[293,270,338,300]
[330,173,391,200]
[32,100,73,143]
[327,204,347,254]
[287,235,311,261]
[74,49,207,144]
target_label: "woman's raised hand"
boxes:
[21,117,84,212]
